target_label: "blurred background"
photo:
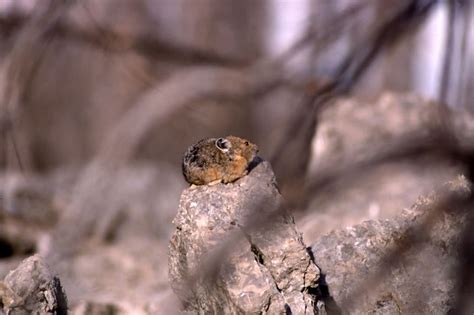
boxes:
[0,0,473,313]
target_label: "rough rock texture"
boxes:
[311,175,472,314]
[0,254,68,315]
[62,238,174,314]
[301,93,467,242]
[169,161,322,314]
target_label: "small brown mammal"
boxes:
[182,136,259,185]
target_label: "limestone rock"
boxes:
[168,161,322,314]
[0,254,68,315]
[311,175,472,314]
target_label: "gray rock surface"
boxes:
[169,161,322,314]
[301,93,466,242]
[311,175,472,314]
[0,254,67,315]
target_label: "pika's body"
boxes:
[182,136,258,185]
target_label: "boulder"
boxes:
[0,254,67,315]
[312,175,472,314]
[169,161,322,314]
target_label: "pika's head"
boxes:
[223,135,258,162]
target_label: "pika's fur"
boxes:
[182,136,259,185]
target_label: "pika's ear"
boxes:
[215,138,231,153]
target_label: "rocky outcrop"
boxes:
[301,93,467,242]
[168,161,322,314]
[311,175,472,314]
[0,254,67,315]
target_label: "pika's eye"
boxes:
[244,141,249,146]
[215,138,231,152]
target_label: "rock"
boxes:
[168,161,322,314]
[0,254,68,315]
[61,238,171,312]
[311,175,472,314]
[301,93,467,242]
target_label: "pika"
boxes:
[182,136,259,185]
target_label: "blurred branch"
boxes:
[0,12,23,38]
[0,1,74,171]
[307,106,474,196]
[0,7,249,67]
[270,0,437,207]
[451,205,474,314]
[0,1,371,68]
[46,62,288,261]
[45,0,443,259]
[1,1,472,313]
[439,0,457,105]
[45,44,295,261]
[439,0,474,110]
[39,2,371,258]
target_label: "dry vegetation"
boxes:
[0,0,473,313]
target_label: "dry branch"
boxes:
[0,5,249,66]
[46,59,287,261]
[44,0,445,261]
